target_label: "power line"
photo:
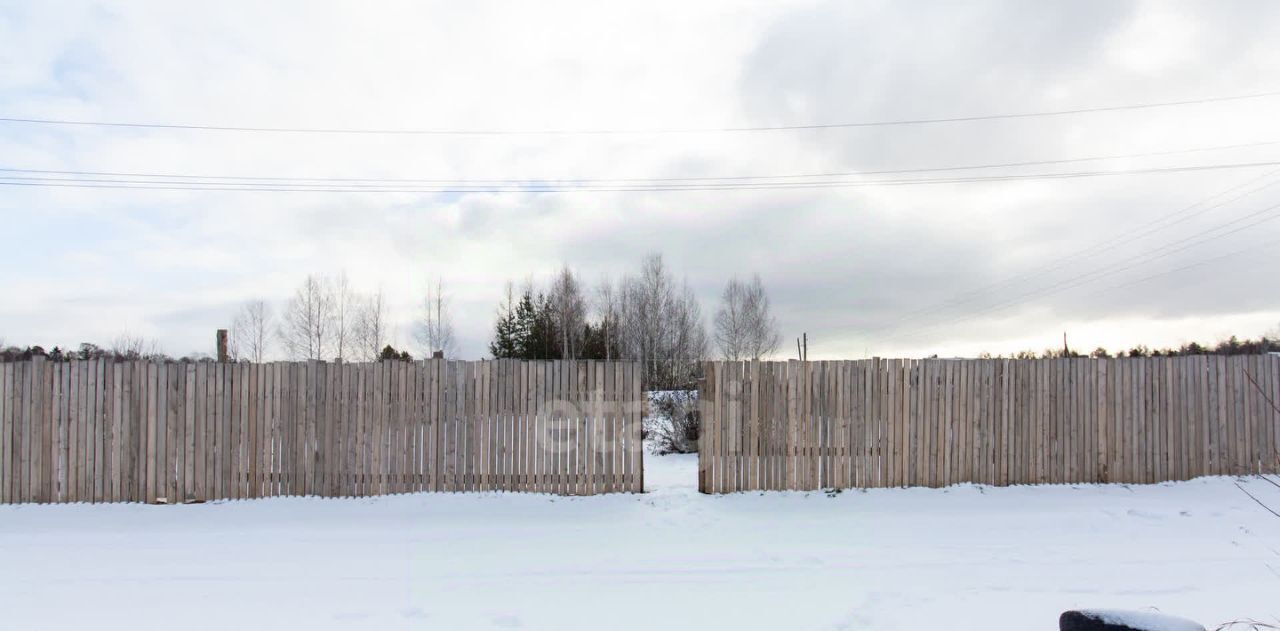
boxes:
[1087,234,1280,296]
[3,90,1278,136]
[3,139,1276,185]
[3,160,1279,193]
[866,166,1280,332]
[884,196,1280,346]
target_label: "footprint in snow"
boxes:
[1125,508,1162,519]
[332,611,371,621]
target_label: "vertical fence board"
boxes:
[1,363,10,503]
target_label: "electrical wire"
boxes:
[3,90,1277,135]
[884,197,1280,346]
[865,167,1280,332]
[2,139,1276,185]
[3,160,1279,193]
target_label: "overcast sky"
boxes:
[2,0,1280,360]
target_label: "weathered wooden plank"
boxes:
[410,360,422,494]
[13,361,27,502]
[424,359,436,492]
[461,360,474,493]
[404,360,416,494]
[445,360,455,493]
[590,361,603,494]
[554,360,567,495]
[453,359,464,494]
[920,359,933,487]
[631,361,643,493]
[513,360,524,493]
[27,357,44,503]
[71,359,84,503]
[335,361,348,496]
[47,361,62,503]
[784,359,793,490]
[99,360,111,503]
[566,360,579,495]
[0,362,11,503]
[396,360,407,495]
[1264,354,1279,474]
[509,358,519,491]
[613,361,624,494]
[716,359,727,493]
[167,362,181,502]
[573,360,587,495]
[476,359,488,492]
[856,360,869,489]
[1267,354,1280,473]
[1231,356,1245,476]
[257,362,269,498]
[537,360,547,494]
[731,360,745,492]
[1,362,11,503]
[493,359,503,492]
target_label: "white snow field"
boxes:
[2,453,1278,631]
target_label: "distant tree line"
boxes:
[0,335,189,363]
[981,333,1280,360]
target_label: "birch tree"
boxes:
[353,290,389,362]
[416,278,458,358]
[594,277,619,361]
[713,274,781,360]
[278,274,335,360]
[230,299,273,362]
[617,254,707,390]
[330,272,356,361]
[549,265,586,359]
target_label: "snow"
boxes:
[1076,609,1206,631]
[2,453,1278,630]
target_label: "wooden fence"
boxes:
[698,356,1280,493]
[0,358,643,503]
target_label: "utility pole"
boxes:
[216,329,228,362]
[796,333,808,361]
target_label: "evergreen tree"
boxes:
[489,297,521,358]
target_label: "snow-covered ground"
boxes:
[2,452,1278,630]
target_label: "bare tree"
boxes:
[616,254,707,390]
[549,264,586,359]
[415,278,458,358]
[229,299,273,362]
[330,272,356,361]
[110,333,164,360]
[353,290,390,361]
[671,280,708,382]
[594,277,618,361]
[714,274,781,360]
[278,274,335,360]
